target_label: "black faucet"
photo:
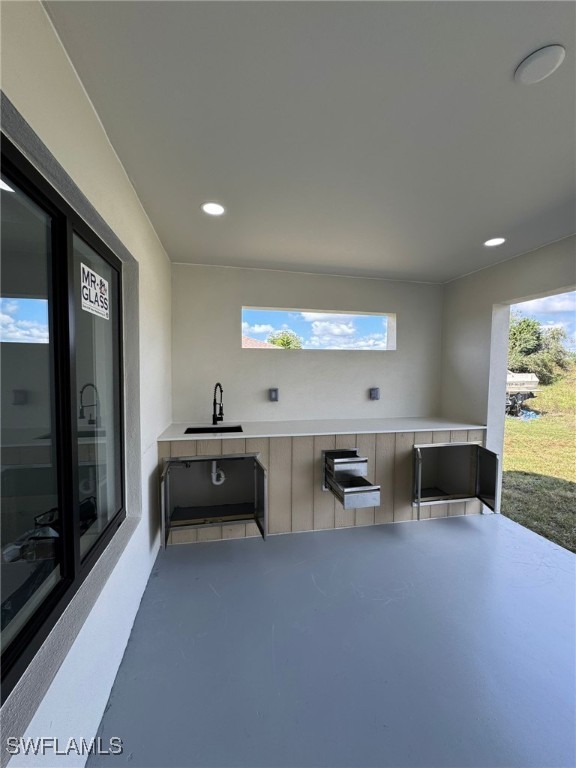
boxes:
[79,383,100,427]
[212,382,224,425]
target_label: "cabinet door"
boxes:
[160,460,172,548]
[412,447,423,505]
[254,458,267,540]
[476,447,499,512]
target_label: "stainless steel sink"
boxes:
[185,425,243,434]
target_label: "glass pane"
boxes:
[73,235,122,558]
[241,308,397,350]
[1,174,62,653]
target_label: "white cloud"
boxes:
[305,325,388,350]
[300,312,356,322]
[242,321,274,335]
[307,334,388,350]
[539,321,567,331]
[0,300,19,315]
[515,292,576,314]
[311,320,355,337]
[0,312,49,343]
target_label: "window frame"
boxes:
[1,135,126,703]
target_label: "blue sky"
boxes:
[511,291,576,350]
[0,298,49,343]
[242,308,391,350]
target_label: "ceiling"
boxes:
[45,1,575,283]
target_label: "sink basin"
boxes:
[185,425,243,434]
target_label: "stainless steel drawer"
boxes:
[325,450,368,477]
[326,473,381,510]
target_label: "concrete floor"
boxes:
[90,516,575,768]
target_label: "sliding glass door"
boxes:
[1,137,125,700]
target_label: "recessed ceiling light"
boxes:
[0,179,14,192]
[201,202,225,216]
[484,237,506,247]
[514,45,566,85]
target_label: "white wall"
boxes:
[1,2,172,764]
[440,235,576,456]
[172,265,443,423]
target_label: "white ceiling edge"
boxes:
[441,231,576,285]
[171,230,576,287]
[170,260,441,285]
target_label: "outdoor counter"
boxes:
[158,417,486,442]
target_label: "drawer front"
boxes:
[324,449,368,478]
[326,473,381,510]
[327,457,368,477]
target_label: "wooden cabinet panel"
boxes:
[448,501,467,517]
[222,524,246,539]
[222,438,246,454]
[374,433,396,523]
[246,437,270,468]
[291,436,314,532]
[468,429,485,444]
[197,526,222,542]
[430,503,448,519]
[394,432,415,522]
[196,440,222,456]
[269,437,292,534]
[245,522,260,537]
[170,440,197,458]
[466,499,482,515]
[158,442,170,463]
[313,435,335,530]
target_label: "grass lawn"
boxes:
[502,365,575,552]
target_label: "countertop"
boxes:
[158,417,486,442]
[1,427,107,448]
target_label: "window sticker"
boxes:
[81,263,109,320]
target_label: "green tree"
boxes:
[267,329,303,349]
[508,312,571,384]
[509,315,541,356]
